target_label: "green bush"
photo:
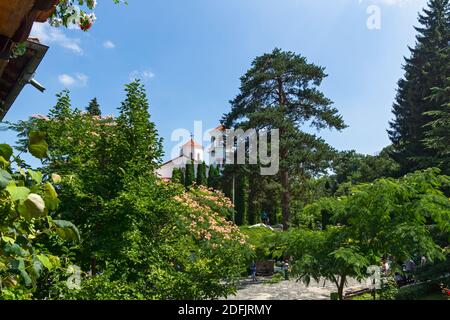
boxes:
[240,226,277,261]
[0,142,79,300]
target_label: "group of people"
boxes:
[382,256,429,286]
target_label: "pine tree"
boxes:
[196,162,208,186]
[235,175,249,226]
[207,166,220,189]
[388,0,450,174]
[185,161,195,187]
[87,97,102,116]
[172,168,184,184]
[423,78,450,172]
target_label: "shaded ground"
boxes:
[226,277,366,300]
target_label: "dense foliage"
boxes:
[389,0,450,175]
[9,81,250,300]
[285,169,450,300]
[222,48,346,229]
[0,142,79,300]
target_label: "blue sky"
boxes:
[1,0,428,163]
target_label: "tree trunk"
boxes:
[337,275,347,300]
[277,78,291,230]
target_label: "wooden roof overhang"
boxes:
[0,0,58,120]
[0,39,48,120]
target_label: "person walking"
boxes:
[282,260,290,280]
[261,211,269,225]
[250,261,257,282]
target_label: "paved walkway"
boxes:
[226,277,366,300]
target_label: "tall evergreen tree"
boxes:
[223,48,346,230]
[185,161,195,187]
[388,0,450,174]
[172,168,184,184]
[235,175,249,226]
[87,97,102,116]
[423,78,450,172]
[196,161,208,186]
[207,166,221,189]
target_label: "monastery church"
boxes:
[156,125,227,180]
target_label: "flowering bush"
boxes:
[175,186,247,248]
[49,0,124,31]
[54,181,252,300]
[10,84,251,300]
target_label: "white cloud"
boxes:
[31,23,83,54]
[103,40,116,49]
[129,69,155,81]
[58,73,89,87]
[360,0,413,6]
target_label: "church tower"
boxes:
[208,125,226,168]
[181,137,204,163]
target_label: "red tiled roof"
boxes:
[182,139,203,148]
[211,124,226,132]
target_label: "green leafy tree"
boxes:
[172,168,184,184]
[327,148,400,193]
[289,227,370,300]
[185,161,195,188]
[11,81,163,277]
[388,0,450,174]
[114,80,163,177]
[223,48,346,230]
[86,97,101,116]
[10,82,250,300]
[196,162,208,186]
[288,169,450,300]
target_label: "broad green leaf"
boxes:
[44,182,60,211]
[28,131,48,159]
[53,220,81,243]
[48,255,61,269]
[6,184,30,202]
[32,256,44,278]
[0,156,9,168]
[28,169,43,184]
[37,254,53,270]
[0,169,12,189]
[0,144,13,160]
[10,258,32,287]
[4,243,28,257]
[1,236,15,244]
[21,194,46,219]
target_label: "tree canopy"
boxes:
[223,48,346,229]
